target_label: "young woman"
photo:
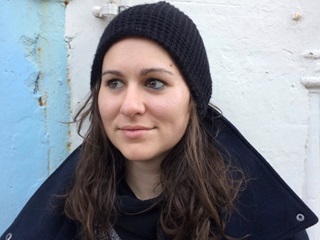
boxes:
[1,2,317,240]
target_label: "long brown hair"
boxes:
[64,80,245,240]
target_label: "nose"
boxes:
[120,85,146,117]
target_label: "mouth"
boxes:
[120,125,153,131]
[119,125,155,139]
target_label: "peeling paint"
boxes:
[303,51,320,59]
[0,0,70,232]
[292,13,302,21]
[20,35,39,60]
[33,72,40,94]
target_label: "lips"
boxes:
[119,125,154,139]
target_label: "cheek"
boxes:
[157,93,190,130]
[97,94,107,119]
[174,92,191,133]
[98,92,117,129]
[170,89,190,120]
[98,102,116,141]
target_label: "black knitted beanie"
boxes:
[91,1,212,118]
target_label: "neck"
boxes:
[125,160,162,200]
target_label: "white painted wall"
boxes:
[66,0,319,237]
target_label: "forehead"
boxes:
[102,37,178,69]
[105,37,169,56]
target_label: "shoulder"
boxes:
[204,106,318,239]
[0,147,82,240]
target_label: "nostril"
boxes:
[120,100,145,117]
[119,88,146,117]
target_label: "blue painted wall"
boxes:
[0,1,69,232]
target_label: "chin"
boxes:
[124,155,153,162]
[121,151,168,164]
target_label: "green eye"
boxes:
[107,80,124,89]
[147,79,165,90]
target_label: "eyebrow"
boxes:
[101,68,174,77]
[140,68,174,76]
[101,70,123,77]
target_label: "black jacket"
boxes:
[1,106,318,240]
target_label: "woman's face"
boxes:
[98,37,190,165]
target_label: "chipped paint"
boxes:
[303,51,320,59]
[292,13,302,21]
[0,0,69,233]
[37,0,70,174]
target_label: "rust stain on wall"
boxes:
[66,142,71,151]
[38,91,47,107]
[37,47,42,59]
[38,96,46,106]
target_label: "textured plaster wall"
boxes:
[66,0,319,237]
[0,0,69,233]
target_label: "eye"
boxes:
[146,79,165,90]
[106,79,124,89]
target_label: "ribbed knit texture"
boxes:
[90,1,212,118]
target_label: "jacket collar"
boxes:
[203,105,318,239]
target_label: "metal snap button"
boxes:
[296,213,305,222]
[5,233,13,240]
